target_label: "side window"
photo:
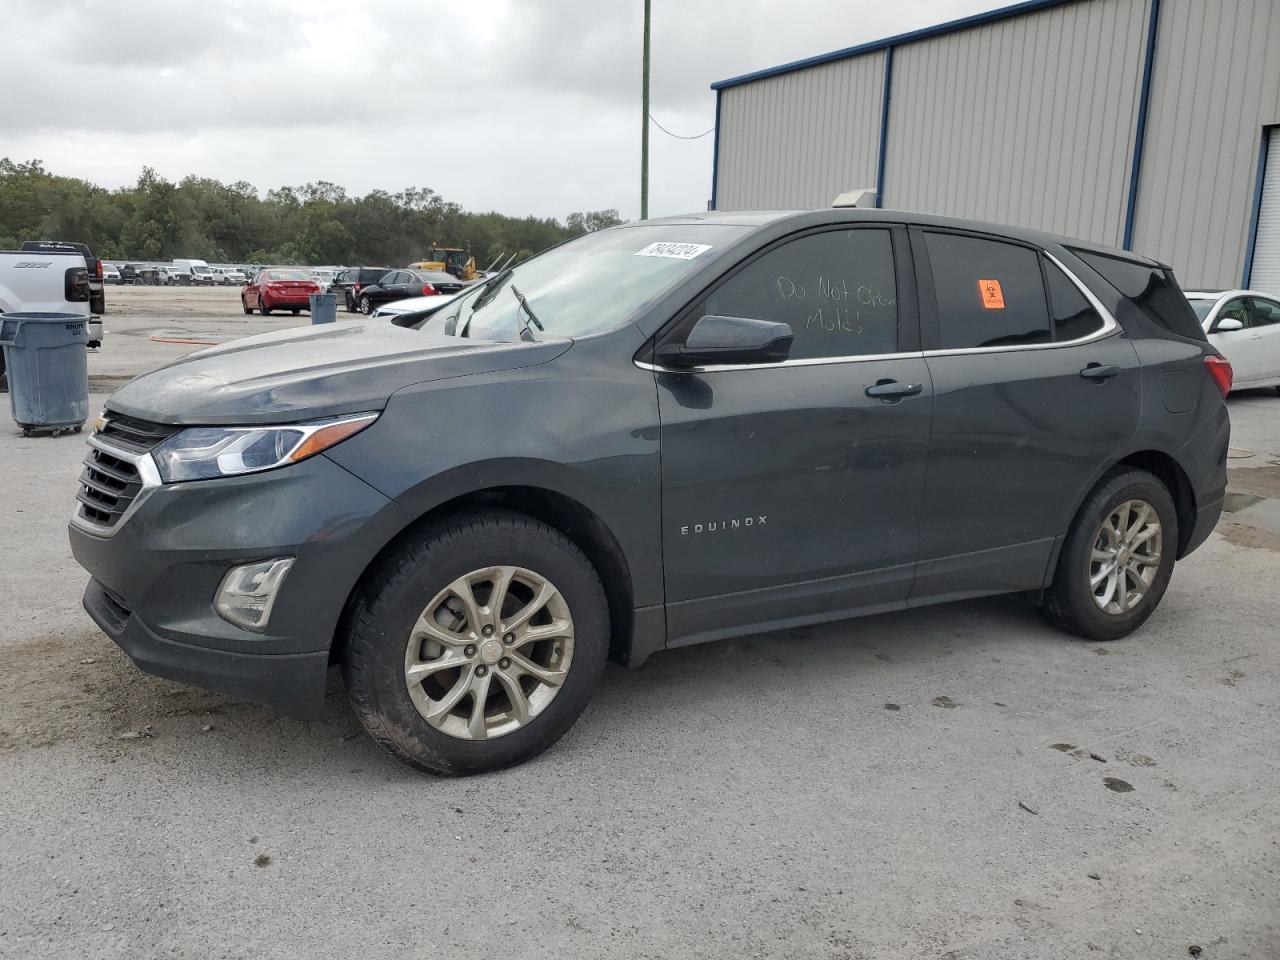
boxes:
[1248,298,1280,327]
[1043,258,1105,341]
[700,228,898,361]
[924,232,1050,349]
[1069,248,1205,341]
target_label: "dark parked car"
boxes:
[119,263,159,285]
[69,209,1229,776]
[331,266,392,313]
[20,240,105,313]
[352,269,466,314]
[240,268,321,315]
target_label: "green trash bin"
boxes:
[309,293,338,324]
[0,312,89,436]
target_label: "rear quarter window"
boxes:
[1069,248,1205,342]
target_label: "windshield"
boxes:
[192,266,211,274]
[265,269,311,281]
[1187,298,1215,322]
[455,224,747,341]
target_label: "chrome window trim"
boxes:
[69,434,162,538]
[635,350,926,375]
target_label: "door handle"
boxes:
[1079,364,1120,381]
[865,380,924,400]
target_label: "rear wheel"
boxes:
[242,300,252,315]
[1043,469,1177,641]
[260,298,271,315]
[345,293,356,312]
[360,295,372,315]
[290,307,300,315]
[342,510,609,776]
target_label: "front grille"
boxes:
[76,414,175,530]
[98,413,179,453]
[77,447,144,528]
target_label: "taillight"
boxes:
[353,283,361,293]
[1204,355,1233,397]
[421,283,437,296]
[95,260,103,279]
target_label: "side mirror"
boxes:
[655,314,793,369]
[1215,316,1245,332]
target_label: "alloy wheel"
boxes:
[404,566,574,740]
[1088,499,1162,615]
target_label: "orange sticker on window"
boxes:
[978,279,1005,309]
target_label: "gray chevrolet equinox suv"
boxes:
[69,210,1230,775]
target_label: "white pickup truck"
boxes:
[0,250,99,384]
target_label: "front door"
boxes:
[654,225,934,646]
[909,228,1141,601]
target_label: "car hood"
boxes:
[106,320,571,425]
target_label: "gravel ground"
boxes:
[1,294,1278,959]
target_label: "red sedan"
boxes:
[241,269,321,316]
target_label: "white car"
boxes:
[369,290,465,320]
[1186,289,1280,393]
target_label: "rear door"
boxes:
[910,228,1141,602]
[655,224,934,645]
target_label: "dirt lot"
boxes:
[1,294,1279,959]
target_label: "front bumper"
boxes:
[83,579,331,718]
[69,451,411,718]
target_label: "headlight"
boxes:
[151,413,378,483]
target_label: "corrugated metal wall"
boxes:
[715,51,886,210]
[881,0,1149,246]
[1131,0,1280,288]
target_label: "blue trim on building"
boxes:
[711,0,1081,91]
[710,91,722,210]
[1243,125,1275,287]
[875,48,895,208]
[1122,0,1161,251]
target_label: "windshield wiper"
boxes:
[510,283,544,340]
[469,267,513,312]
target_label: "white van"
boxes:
[173,259,215,285]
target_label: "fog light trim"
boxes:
[214,558,295,632]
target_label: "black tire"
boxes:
[345,293,356,313]
[342,510,609,776]
[1043,468,1178,641]
[260,298,271,316]
[242,301,253,315]
[290,307,300,315]
[359,295,372,315]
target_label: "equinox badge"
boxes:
[680,516,767,536]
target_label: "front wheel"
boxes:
[1043,469,1178,641]
[342,511,609,776]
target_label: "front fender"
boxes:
[324,332,663,606]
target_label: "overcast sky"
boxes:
[4,0,1001,221]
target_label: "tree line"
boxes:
[0,158,624,268]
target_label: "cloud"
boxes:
[1,0,1000,219]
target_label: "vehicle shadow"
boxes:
[2,591,1086,776]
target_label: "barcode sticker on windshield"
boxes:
[634,242,713,260]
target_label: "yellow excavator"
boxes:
[409,245,477,282]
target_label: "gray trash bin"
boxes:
[0,312,90,436]
[309,293,338,324]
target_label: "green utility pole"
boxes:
[641,0,651,220]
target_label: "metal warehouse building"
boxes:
[710,0,1280,291]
